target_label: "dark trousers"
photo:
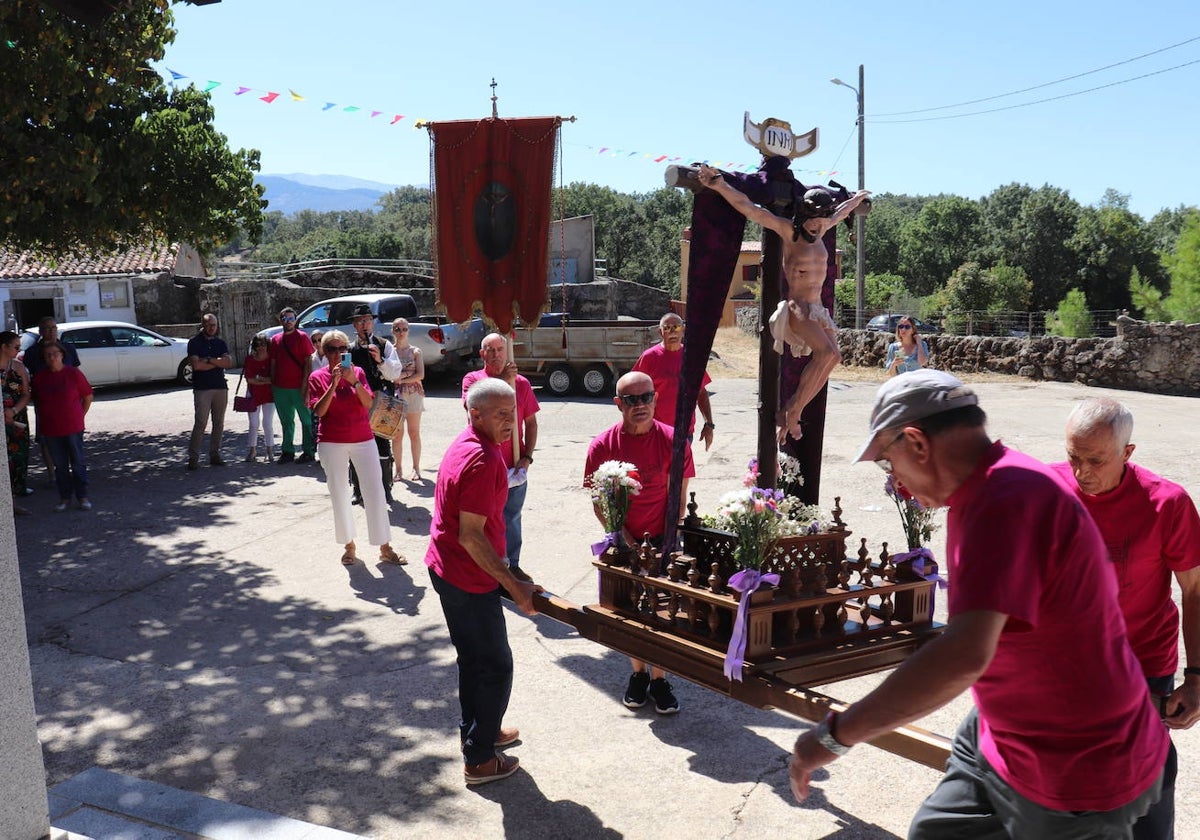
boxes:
[46,432,87,502]
[909,708,1164,840]
[429,569,513,766]
[1136,674,1179,840]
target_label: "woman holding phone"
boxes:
[307,330,403,567]
[884,317,930,377]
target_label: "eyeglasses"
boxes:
[662,324,684,333]
[617,391,655,406]
[325,345,348,352]
[897,324,913,331]
[282,316,296,323]
[392,327,408,333]
[873,431,907,473]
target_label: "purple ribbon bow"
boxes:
[591,532,621,557]
[723,568,780,681]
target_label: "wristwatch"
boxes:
[813,711,851,756]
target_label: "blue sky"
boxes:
[159,1,1199,219]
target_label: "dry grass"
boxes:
[709,325,1028,385]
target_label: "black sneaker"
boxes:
[296,452,315,464]
[277,452,295,464]
[622,671,651,709]
[351,495,363,507]
[648,677,680,715]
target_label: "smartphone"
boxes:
[340,354,352,369]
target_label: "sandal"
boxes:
[341,550,358,566]
[379,546,407,565]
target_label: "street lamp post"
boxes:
[831,65,866,329]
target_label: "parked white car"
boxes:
[19,321,192,387]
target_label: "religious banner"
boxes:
[429,116,560,334]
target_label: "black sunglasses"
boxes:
[897,324,913,331]
[325,344,348,352]
[617,392,655,406]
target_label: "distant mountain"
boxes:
[256,174,399,215]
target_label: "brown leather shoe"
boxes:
[494,726,520,748]
[464,753,520,786]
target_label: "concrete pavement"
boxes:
[17,371,1200,839]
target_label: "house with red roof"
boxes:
[0,243,206,331]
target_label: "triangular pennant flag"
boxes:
[390,114,405,125]
[342,106,360,113]
[289,89,305,101]
[598,147,609,154]
[654,155,667,162]
[260,92,279,103]
[234,86,251,96]
[323,102,336,111]
[203,81,220,92]
[370,110,382,118]
[166,67,186,81]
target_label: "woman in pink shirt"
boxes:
[307,331,402,567]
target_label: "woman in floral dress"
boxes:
[0,331,32,514]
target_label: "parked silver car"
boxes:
[256,293,483,374]
[19,321,191,387]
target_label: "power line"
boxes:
[869,34,1200,118]
[870,57,1200,124]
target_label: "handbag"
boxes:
[368,391,406,439]
[232,369,256,413]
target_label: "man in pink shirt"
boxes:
[461,334,539,582]
[789,371,1168,838]
[585,371,695,715]
[632,312,714,451]
[270,307,316,464]
[1053,397,1200,840]
[427,377,542,786]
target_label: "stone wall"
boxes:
[741,309,1200,396]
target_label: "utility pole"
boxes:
[832,65,867,328]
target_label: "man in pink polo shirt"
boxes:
[632,312,714,451]
[789,371,1168,838]
[1053,396,1200,840]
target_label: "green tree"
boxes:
[0,0,265,254]
[898,195,985,295]
[1161,212,1200,322]
[1070,200,1164,312]
[981,184,1082,309]
[834,272,907,311]
[1129,267,1169,321]
[1047,289,1094,337]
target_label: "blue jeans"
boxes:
[429,569,513,766]
[46,432,88,502]
[503,479,528,568]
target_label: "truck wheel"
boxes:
[580,364,611,397]
[545,363,576,397]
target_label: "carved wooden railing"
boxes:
[593,496,939,670]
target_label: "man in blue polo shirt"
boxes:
[186,313,232,470]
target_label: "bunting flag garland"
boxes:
[159,65,839,177]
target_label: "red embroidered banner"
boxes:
[430,117,560,334]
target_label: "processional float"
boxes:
[426,95,950,769]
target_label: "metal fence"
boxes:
[212,258,437,282]
[837,307,1124,338]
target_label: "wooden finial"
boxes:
[490,77,498,119]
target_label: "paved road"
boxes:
[18,372,1200,838]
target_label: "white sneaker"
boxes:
[78,499,93,511]
[53,501,69,513]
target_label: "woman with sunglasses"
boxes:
[884,317,930,377]
[307,331,403,567]
[388,318,425,482]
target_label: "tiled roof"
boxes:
[0,243,178,280]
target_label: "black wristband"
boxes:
[1184,667,1200,678]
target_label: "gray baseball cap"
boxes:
[854,370,979,462]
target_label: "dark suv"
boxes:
[865,314,941,335]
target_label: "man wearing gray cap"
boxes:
[788,370,1168,838]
